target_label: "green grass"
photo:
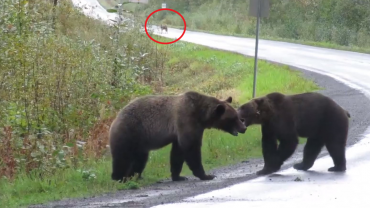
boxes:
[0,37,319,208]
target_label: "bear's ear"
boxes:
[255,98,264,106]
[225,96,232,103]
[254,98,265,114]
[214,104,226,116]
[254,98,272,115]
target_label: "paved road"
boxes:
[153,133,370,208]
[156,27,370,95]
[149,28,370,208]
[73,0,370,96]
[150,28,370,207]
[41,1,370,207]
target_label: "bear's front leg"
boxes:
[277,134,298,164]
[177,126,215,181]
[257,124,281,176]
[184,144,215,180]
[181,139,215,181]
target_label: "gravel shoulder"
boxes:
[29,63,370,208]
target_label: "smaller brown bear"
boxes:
[160,24,168,33]
[237,92,350,176]
[109,91,246,182]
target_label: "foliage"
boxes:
[0,0,159,180]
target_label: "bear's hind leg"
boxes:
[170,141,187,181]
[294,137,324,171]
[131,152,149,180]
[325,139,346,172]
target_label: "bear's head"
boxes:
[237,97,273,127]
[209,96,247,136]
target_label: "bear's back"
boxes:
[115,95,181,150]
[288,92,347,137]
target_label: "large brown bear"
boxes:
[109,91,247,182]
[237,92,350,176]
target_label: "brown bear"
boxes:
[109,91,247,182]
[237,92,350,176]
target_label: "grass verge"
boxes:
[0,37,319,208]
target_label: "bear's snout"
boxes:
[236,119,247,134]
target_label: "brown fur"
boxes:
[160,24,168,33]
[237,92,349,175]
[109,91,246,182]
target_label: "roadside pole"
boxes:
[249,0,270,98]
[156,3,166,69]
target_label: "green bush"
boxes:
[0,0,156,179]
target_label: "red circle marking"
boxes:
[144,8,186,45]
